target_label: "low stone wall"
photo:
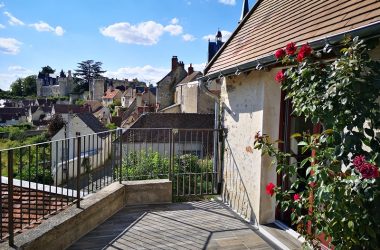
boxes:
[124,179,172,205]
[0,179,172,250]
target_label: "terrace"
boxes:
[0,128,301,249]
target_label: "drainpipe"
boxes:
[199,78,222,193]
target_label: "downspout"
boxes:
[199,78,222,193]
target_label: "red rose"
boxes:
[275,70,285,83]
[297,44,312,62]
[274,48,286,59]
[286,42,297,55]
[266,182,276,196]
[293,193,300,201]
[309,181,316,188]
[353,155,366,171]
[359,162,379,179]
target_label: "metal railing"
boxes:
[122,128,222,197]
[0,128,123,246]
[1,127,222,246]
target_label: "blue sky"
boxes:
[0,0,249,90]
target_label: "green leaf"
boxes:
[348,221,354,229]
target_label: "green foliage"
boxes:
[106,123,117,130]
[9,75,37,97]
[47,114,66,137]
[258,37,380,249]
[75,99,86,106]
[74,60,106,92]
[40,65,55,75]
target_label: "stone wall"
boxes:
[157,65,187,110]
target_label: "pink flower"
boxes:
[275,48,286,59]
[309,182,316,188]
[297,44,312,62]
[266,182,276,196]
[275,70,285,83]
[359,162,379,179]
[293,193,300,201]
[286,42,297,55]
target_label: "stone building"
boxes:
[36,70,75,97]
[156,56,187,111]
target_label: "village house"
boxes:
[0,107,28,126]
[102,88,122,107]
[50,113,110,185]
[156,56,188,111]
[201,0,380,234]
[121,113,214,157]
[51,104,91,122]
[83,100,111,125]
[160,64,220,114]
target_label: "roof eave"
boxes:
[201,21,380,81]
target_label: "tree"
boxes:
[47,114,66,137]
[40,65,55,75]
[22,75,37,96]
[10,78,23,96]
[74,60,106,92]
[59,69,66,78]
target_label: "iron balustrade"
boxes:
[0,127,222,246]
[0,128,123,246]
[121,128,222,197]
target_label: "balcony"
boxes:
[0,128,301,249]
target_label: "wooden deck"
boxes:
[68,201,278,250]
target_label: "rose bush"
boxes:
[255,37,380,249]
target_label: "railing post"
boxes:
[119,129,122,184]
[76,132,81,208]
[7,150,14,247]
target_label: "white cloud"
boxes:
[202,30,232,42]
[182,33,196,42]
[0,24,5,29]
[171,18,179,25]
[0,66,33,90]
[163,24,183,36]
[219,0,236,5]
[100,19,183,45]
[0,2,4,8]
[4,11,24,26]
[105,65,169,84]
[29,21,65,36]
[0,38,22,55]
[55,26,64,36]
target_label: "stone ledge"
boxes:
[123,179,172,205]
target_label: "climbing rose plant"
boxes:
[256,37,380,249]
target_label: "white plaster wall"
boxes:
[221,69,280,224]
[51,116,111,185]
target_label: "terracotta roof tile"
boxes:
[205,0,380,75]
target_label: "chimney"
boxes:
[172,56,178,71]
[188,64,194,76]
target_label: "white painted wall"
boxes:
[51,115,111,185]
[221,69,280,224]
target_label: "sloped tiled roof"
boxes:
[102,89,121,99]
[53,104,89,114]
[77,113,108,135]
[178,71,203,85]
[84,100,103,113]
[1,184,73,239]
[130,113,214,129]
[205,0,380,75]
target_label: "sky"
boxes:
[0,0,250,90]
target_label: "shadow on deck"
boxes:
[69,201,278,250]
